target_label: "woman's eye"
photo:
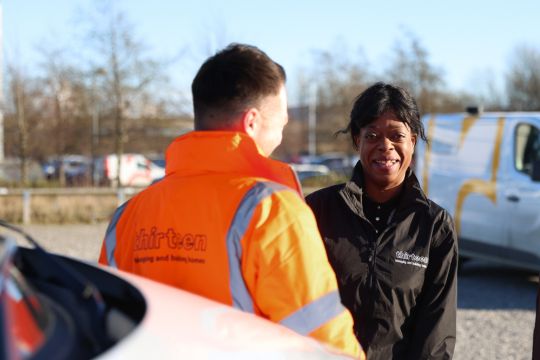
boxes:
[365,133,377,140]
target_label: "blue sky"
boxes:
[4,0,540,106]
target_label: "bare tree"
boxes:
[39,49,90,151]
[309,45,370,109]
[385,32,444,114]
[79,0,167,187]
[506,45,540,111]
[6,64,31,186]
[299,44,371,155]
[461,69,506,111]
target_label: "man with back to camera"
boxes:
[98,43,363,358]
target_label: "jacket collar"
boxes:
[164,131,303,195]
[340,161,430,218]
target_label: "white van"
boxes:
[95,153,165,187]
[290,163,330,181]
[415,111,540,271]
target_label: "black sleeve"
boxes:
[305,191,320,214]
[534,280,540,360]
[409,210,458,360]
[305,190,326,233]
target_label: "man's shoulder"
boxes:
[255,180,304,203]
[247,180,314,216]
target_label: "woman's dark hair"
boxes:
[341,82,427,149]
[192,43,286,130]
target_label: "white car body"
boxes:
[0,227,352,360]
[98,267,350,359]
[96,154,165,187]
[291,163,331,181]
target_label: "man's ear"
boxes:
[242,108,260,137]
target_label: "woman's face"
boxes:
[356,111,416,193]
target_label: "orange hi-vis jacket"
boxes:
[99,131,363,359]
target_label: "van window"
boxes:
[515,123,540,175]
[136,159,150,170]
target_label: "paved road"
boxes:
[15,224,540,359]
[456,261,537,359]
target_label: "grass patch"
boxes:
[0,175,350,224]
[0,193,124,224]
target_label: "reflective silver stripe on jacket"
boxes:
[279,290,345,335]
[104,201,129,268]
[226,181,288,312]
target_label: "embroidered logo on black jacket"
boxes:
[394,250,429,268]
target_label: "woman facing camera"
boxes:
[306,82,457,360]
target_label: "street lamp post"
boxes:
[0,2,4,165]
[90,68,105,186]
[308,84,317,157]
[91,89,100,186]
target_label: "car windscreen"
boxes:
[0,221,146,360]
[1,236,48,359]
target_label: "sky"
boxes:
[3,0,540,107]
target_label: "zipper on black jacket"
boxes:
[368,240,376,289]
[366,218,379,290]
[367,211,397,290]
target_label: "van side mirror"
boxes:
[532,160,540,182]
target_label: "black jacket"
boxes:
[534,280,540,360]
[306,163,457,360]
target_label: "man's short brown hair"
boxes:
[192,43,286,130]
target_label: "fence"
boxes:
[0,187,141,224]
[0,186,322,225]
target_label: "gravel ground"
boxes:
[19,223,108,262]
[12,223,540,359]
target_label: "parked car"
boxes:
[147,154,166,169]
[314,154,358,177]
[94,154,165,187]
[0,220,352,359]
[295,153,358,177]
[291,163,331,181]
[42,155,92,185]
